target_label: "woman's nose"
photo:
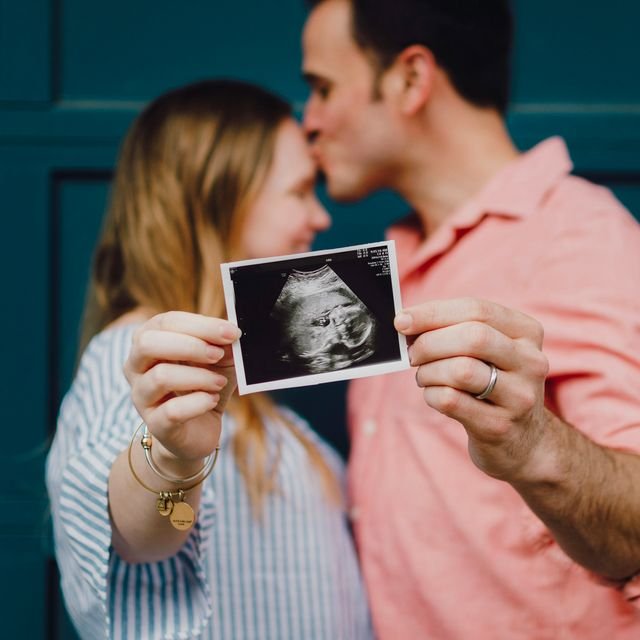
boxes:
[310,199,331,231]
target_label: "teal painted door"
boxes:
[1,1,639,638]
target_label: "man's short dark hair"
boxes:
[307,0,513,114]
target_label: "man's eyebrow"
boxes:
[289,170,315,193]
[297,174,316,190]
[302,72,325,85]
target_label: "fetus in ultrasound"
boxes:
[272,265,377,374]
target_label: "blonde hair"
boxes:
[81,79,339,515]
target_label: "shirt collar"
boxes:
[389,136,574,278]
[471,135,573,221]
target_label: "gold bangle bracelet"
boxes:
[127,421,220,530]
[141,424,215,484]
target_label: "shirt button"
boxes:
[349,506,361,521]
[363,419,377,436]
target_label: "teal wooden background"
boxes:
[1,1,639,638]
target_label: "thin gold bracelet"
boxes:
[141,424,215,484]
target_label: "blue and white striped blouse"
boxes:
[46,324,372,639]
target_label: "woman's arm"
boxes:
[109,311,240,563]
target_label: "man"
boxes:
[301,0,640,637]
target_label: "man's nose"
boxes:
[303,101,320,142]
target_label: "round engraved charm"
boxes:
[169,501,196,530]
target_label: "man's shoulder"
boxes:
[547,173,634,222]
[531,173,640,287]
[529,172,639,253]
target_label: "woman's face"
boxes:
[239,118,331,259]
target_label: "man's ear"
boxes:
[387,45,435,115]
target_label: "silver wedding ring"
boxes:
[475,363,498,400]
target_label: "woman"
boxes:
[46,79,371,640]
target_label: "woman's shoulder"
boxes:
[82,323,138,368]
[78,308,153,379]
[55,323,140,440]
[73,323,139,397]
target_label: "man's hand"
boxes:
[395,297,551,481]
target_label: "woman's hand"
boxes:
[124,311,241,468]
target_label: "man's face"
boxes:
[302,0,398,201]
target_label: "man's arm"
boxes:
[512,408,640,579]
[395,297,640,580]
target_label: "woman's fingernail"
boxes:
[221,324,242,341]
[395,312,412,331]
[215,376,228,390]
[207,345,224,361]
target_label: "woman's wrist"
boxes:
[147,436,209,480]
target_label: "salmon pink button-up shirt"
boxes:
[348,137,640,639]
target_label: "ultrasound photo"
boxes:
[221,241,409,394]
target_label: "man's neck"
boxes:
[396,100,519,237]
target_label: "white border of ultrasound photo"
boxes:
[220,240,410,395]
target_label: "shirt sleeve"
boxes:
[527,192,640,450]
[47,343,217,639]
[522,192,640,603]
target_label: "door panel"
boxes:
[59,0,308,102]
[54,174,112,394]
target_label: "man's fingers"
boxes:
[422,386,512,442]
[409,322,519,371]
[396,298,544,346]
[415,358,541,412]
[416,356,496,396]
